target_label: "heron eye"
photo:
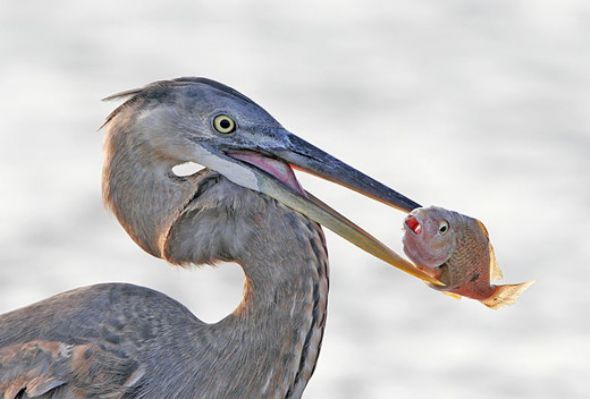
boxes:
[438,221,449,234]
[213,114,236,134]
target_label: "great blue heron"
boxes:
[0,78,439,398]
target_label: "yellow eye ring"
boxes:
[213,114,236,134]
[438,220,449,234]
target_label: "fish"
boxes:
[402,206,534,309]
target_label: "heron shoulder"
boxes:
[0,283,203,348]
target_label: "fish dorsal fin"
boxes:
[488,243,503,280]
[474,219,503,281]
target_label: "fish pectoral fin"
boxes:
[482,280,535,310]
[488,243,504,281]
[427,282,460,299]
[441,291,462,300]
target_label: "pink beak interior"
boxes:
[227,151,306,196]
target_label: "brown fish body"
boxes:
[402,206,533,309]
[437,215,494,299]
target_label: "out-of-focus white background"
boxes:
[0,1,588,397]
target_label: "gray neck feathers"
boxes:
[165,176,330,398]
[103,120,329,398]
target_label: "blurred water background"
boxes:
[0,1,588,398]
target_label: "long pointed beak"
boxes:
[281,133,421,213]
[219,131,443,286]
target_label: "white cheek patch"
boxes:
[171,162,205,177]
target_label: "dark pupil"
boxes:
[440,225,447,232]
[220,119,231,129]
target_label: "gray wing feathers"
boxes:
[0,340,143,399]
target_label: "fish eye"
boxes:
[212,114,236,134]
[438,220,449,234]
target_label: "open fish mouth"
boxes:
[404,215,422,235]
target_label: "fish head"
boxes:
[402,206,459,269]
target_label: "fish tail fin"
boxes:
[482,281,535,310]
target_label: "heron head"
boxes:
[102,77,441,285]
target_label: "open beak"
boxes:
[210,129,443,287]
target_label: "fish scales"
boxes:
[402,206,533,309]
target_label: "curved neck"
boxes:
[163,177,329,399]
[222,225,329,399]
[104,124,331,398]
[103,104,332,398]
